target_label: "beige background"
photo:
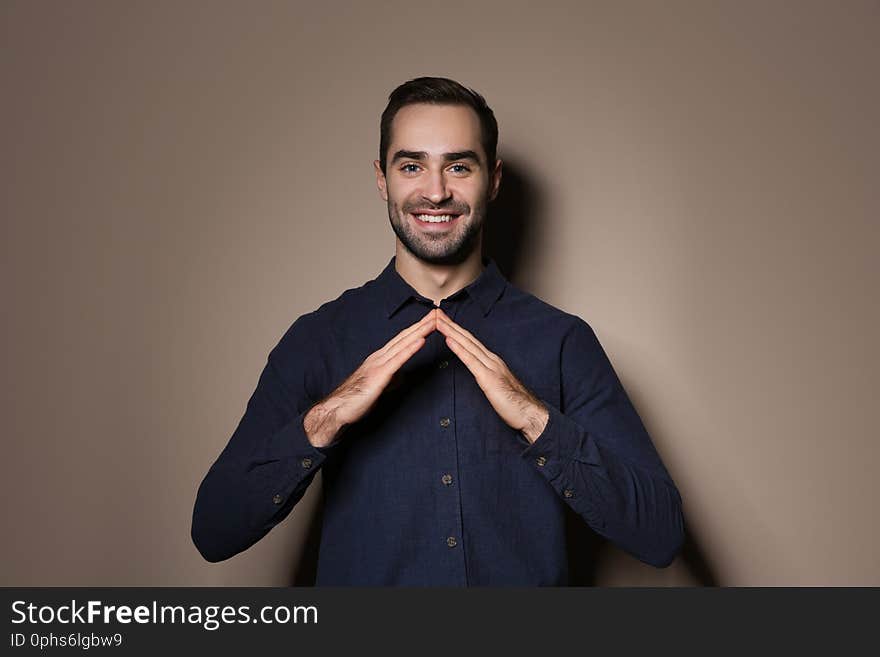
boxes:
[2,0,878,586]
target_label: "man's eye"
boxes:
[450,164,470,173]
[401,163,420,173]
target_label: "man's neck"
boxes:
[394,242,484,307]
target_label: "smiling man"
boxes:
[191,77,685,585]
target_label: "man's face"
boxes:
[375,103,502,265]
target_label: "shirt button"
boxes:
[272,494,283,505]
[563,488,574,498]
[301,457,313,469]
[446,536,457,548]
[441,473,453,485]
[439,417,451,428]
[536,456,547,467]
[438,359,449,369]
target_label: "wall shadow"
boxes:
[565,519,718,586]
[615,374,719,586]
[679,527,718,586]
[289,488,323,586]
[483,157,541,282]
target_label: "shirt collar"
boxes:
[377,255,507,319]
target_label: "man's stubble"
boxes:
[386,195,488,266]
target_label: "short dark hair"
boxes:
[379,76,498,176]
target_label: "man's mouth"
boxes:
[409,211,462,226]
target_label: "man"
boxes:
[191,77,684,585]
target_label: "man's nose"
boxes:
[422,169,450,204]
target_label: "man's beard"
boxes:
[387,200,486,266]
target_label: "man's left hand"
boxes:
[435,308,549,444]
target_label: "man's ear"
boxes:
[374,159,388,201]
[489,158,503,202]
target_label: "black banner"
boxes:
[2,588,875,654]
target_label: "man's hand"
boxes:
[435,308,549,443]
[304,309,438,448]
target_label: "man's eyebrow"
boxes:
[391,149,481,164]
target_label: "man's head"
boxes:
[374,77,502,265]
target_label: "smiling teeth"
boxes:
[416,214,455,223]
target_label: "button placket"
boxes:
[436,301,466,583]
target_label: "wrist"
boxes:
[303,400,345,449]
[520,402,550,444]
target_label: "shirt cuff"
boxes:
[258,408,331,461]
[250,408,332,512]
[520,402,572,482]
[519,402,607,529]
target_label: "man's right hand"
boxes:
[303,308,438,448]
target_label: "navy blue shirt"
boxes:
[191,256,684,585]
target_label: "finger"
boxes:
[377,309,437,357]
[382,334,427,376]
[436,310,488,352]
[436,314,495,369]
[435,310,481,347]
[377,323,433,368]
[444,334,492,381]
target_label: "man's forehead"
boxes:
[390,103,483,156]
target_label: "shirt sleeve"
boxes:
[520,316,685,568]
[191,315,335,562]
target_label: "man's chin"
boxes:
[401,238,473,266]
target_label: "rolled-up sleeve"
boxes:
[521,317,684,568]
